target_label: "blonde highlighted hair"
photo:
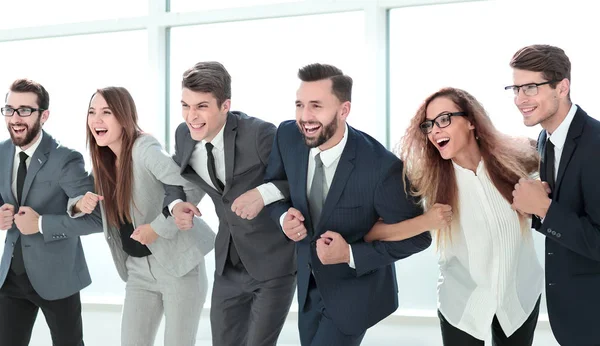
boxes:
[398,87,539,247]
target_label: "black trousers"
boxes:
[0,269,84,346]
[439,296,541,346]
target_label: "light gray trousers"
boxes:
[121,255,208,346]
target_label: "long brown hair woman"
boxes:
[365,88,544,345]
[72,86,215,346]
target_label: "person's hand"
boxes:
[282,208,307,242]
[512,178,552,218]
[130,224,159,245]
[14,207,40,235]
[316,231,350,265]
[74,192,103,214]
[231,188,265,220]
[423,203,452,229]
[172,202,201,230]
[0,203,15,230]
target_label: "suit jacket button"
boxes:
[223,198,230,204]
[551,231,557,236]
[547,228,552,233]
[556,233,561,238]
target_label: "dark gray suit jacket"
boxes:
[0,131,102,300]
[166,112,296,281]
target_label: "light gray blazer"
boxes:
[70,134,215,281]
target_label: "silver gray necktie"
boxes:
[308,153,325,229]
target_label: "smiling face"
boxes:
[87,93,124,154]
[512,68,568,130]
[295,78,349,150]
[425,96,475,160]
[181,88,229,142]
[5,91,48,149]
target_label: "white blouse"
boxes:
[437,160,543,340]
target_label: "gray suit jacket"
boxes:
[166,112,296,281]
[0,131,102,300]
[69,134,215,281]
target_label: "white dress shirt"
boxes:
[169,120,284,212]
[437,160,544,340]
[10,132,45,233]
[547,103,577,180]
[278,124,356,267]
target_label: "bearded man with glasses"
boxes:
[0,79,101,346]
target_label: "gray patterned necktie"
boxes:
[308,153,325,229]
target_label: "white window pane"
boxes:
[0,0,147,29]
[389,0,600,313]
[169,11,367,309]
[170,0,302,13]
[0,31,150,300]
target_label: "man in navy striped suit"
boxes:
[262,63,432,345]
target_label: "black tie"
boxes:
[17,151,28,205]
[205,142,224,193]
[11,151,29,275]
[205,143,240,266]
[544,139,556,198]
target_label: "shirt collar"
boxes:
[202,119,226,151]
[548,103,577,150]
[452,158,484,176]
[16,131,44,159]
[309,123,348,167]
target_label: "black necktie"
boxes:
[11,151,29,275]
[17,151,28,205]
[205,142,224,193]
[544,139,556,198]
[205,142,239,266]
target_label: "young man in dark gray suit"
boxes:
[0,79,102,346]
[164,61,296,346]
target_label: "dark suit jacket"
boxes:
[166,111,296,282]
[0,131,102,300]
[264,120,431,334]
[533,106,600,345]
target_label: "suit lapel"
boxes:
[297,144,310,227]
[314,127,356,235]
[178,127,217,194]
[555,107,585,193]
[179,130,197,174]
[223,112,238,196]
[1,143,16,205]
[21,132,52,205]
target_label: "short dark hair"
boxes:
[6,78,50,109]
[297,63,352,103]
[182,61,231,107]
[510,45,571,88]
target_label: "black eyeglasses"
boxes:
[1,106,44,117]
[419,111,466,134]
[504,80,556,96]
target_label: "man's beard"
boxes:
[8,116,42,147]
[298,113,338,148]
